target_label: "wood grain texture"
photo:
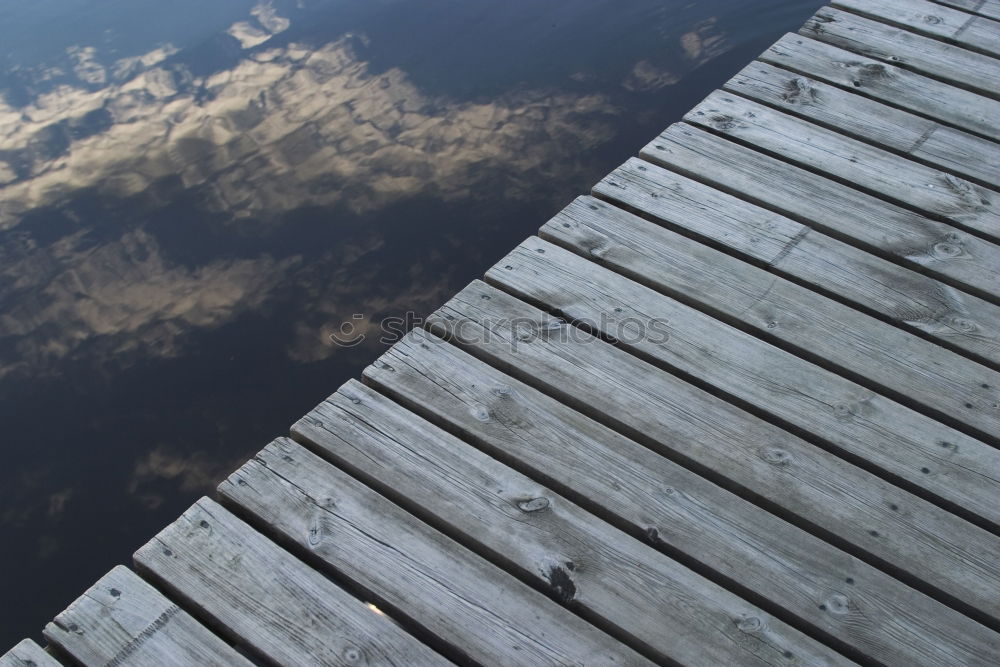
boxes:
[725,61,999,186]
[0,640,61,667]
[684,91,1000,242]
[832,0,1000,57]
[801,6,1000,97]
[43,565,249,667]
[426,280,1000,628]
[134,497,444,667]
[220,439,648,667]
[358,332,1000,666]
[535,200,1000,512]
[599,154,1000,370]
[761,34,1000,141]
[291,378,843,666]
[641,123,1000,305]
[933,0,1000,20]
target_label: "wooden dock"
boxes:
[6,1,1000,664]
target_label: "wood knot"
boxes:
[341,646,362,663]
[493,384,513,399]
[707,114,743,131]
[472,405,492,422]
[545,564,576,603]
[736,615,762,633]
[823,594,851,615]
[931,241,964,259]
[516,497,550,513]
[782,78,819,105]
[833,403,855,421]
[947,316,978,333]
[762,448,791,466]
[923,14,942,24]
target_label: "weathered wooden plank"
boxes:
[933,0,1000,20]
[598,154,1000,370]
[291,378,844,666]
[640,124,1000,304]
[725,61,999,186]
[426,280,1000,629]
[760,34,1000,141]
[220,439,648,666]
[684,92,1000,242]
[43,565,249,667]
[0,640,61,667]
[832,0,1000,57]
[358,333,1000,666]
[494,231,1000,527]
[134,497,446,667]
[801,7,1000,97]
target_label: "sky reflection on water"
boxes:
[0,0,823,646]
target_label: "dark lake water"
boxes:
[0,0,824,648]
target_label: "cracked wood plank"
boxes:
[360,330,1000,666]
[597,155,1000,369]
[426,280,1000,630]
[219,439,649,667]
[761,34,1000,141]
[684,92,1000,242]
[832,0,1000,57]
[43,565,249,667]
[0,640,61,667]
[290,377,843,666]
[725,61,999,186]
[801,7,1000,96]
[134,497,445,667]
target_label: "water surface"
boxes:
[0,0,823,646]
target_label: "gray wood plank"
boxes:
[725,60,999,186]
[134,497,446,667]
[426,280,1000,629]
[599,153,1000,369]
[832,0,1000,57]
[802,6,1000,97]
[291,379,844,666]
[641,123,1000,304]
[0,640,61,667]
[684,91,1000,242]
[356,335,1000,666]
[43,565,249,667]
[760,34,1000,141]
[494,230,1000,527]
[933,0,1000,20]
[219,439,649,667]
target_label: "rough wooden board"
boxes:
[494,232,1000,528]
[599,154,1000,370]
[933,0,1000,20]
[640,124,1000,304]
[0,640,61,667]
[291,378,843,666]
[802,7,1000,97]
[684,91,1000,243]
[358,334,1000,666]
[43,565,249,667]
[725,61,999,186]
[761,34,1000,142]
[220,439,648,667]
[426,280,1000,628]
[134,497,445,667]
[832,0,1000,57]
